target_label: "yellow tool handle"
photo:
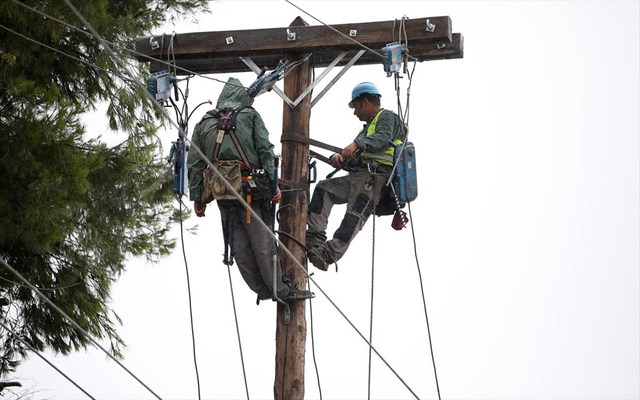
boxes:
[246,194,252,223]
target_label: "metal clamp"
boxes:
[286,29,296,41]
[149,36,159,50]
[284,306,291,324]
[426,19,436,32]
[225,36,234,45]
[349,29,357,37]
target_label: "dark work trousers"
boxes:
[307,169,388,264]
[217,200,290,300]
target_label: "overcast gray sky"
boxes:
[14,1,640,399]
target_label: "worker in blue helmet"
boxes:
[306,82,407,271]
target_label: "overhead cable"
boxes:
[0,319,96,400]
[0,257,161,400]
[284,0,421,63]
[8,0,231,87]
[177,200,202,400]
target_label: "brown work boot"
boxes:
[307,246,331,271]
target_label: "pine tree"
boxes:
[0,0,209,375]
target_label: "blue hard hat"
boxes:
[348,82,381,108]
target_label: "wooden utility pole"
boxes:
[273,18,312,398]
[135,15,462,400]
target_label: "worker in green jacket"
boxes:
[307,82,406,271]
[187,77,313,303]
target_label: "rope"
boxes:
[367,216,376,399]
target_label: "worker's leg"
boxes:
[324,172,386,263]
[242,201,291,299]
[219,201,273,299]
[307,174,351,247]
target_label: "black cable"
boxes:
[0,319,96,400]
[407,201,441,400]
[0,257,163,400]
[178,199,202,400]
[8,0,233,87]
[226,263,250,400]
[367,216,376,399]
[307,278,323,400]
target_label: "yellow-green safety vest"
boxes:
[361,109,403,166]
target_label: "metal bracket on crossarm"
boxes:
[240,49,366,109]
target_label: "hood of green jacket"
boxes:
[217,77,254,109]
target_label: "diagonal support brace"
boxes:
[240,49,366,109]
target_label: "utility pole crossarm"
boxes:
[134,16,463,74]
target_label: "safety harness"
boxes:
[206,105,276,265]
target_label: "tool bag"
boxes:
[374,141,418,216]
[203,160,243,201]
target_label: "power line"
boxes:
[0,23,135,86]
[0,257,162,400]
[0,319,96,400]
[0,276,82,292]
[7,0,230,87]
[407,201,442,400]
[177,200,202,400]
[283,0,385,60]
[283,0,422,64]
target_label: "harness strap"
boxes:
[225,129,253,169]
[209,106,254,169]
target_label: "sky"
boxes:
[12,1,640,399]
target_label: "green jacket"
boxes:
[354,108,406,165]
[187,77,275,202]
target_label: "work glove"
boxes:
[194,201,206,217]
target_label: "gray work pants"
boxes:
[307,169,388,263]
[218,200,290,300]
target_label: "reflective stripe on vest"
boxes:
[361,109,402,166]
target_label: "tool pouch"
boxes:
[203,160,243,201]
[242,169,273,201]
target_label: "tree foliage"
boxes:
[0,0,209,376]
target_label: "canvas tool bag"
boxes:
[203,160,243,201]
